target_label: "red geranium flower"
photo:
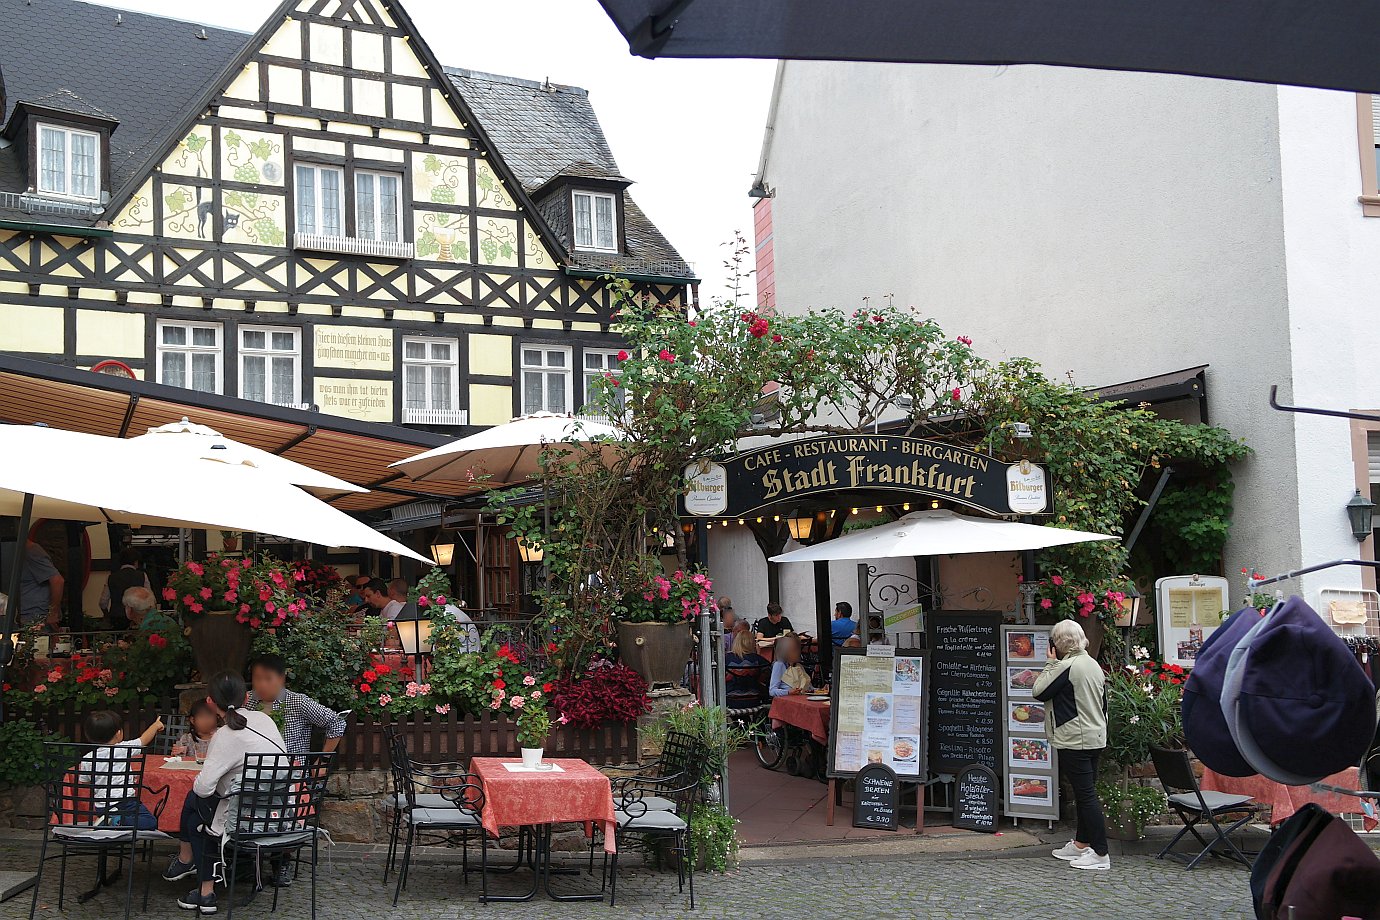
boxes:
[493,679,506,690]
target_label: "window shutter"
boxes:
[1368,432,1380,482]
[1371,95,1380,145]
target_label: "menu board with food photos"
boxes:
[1001,624,1060,820]
[926,611,1003,774]
[827,647,927,780]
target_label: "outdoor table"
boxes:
[143,756,202,833]
[1200,765,1378,829]
[470,757,616,903]
[769,694,830,744]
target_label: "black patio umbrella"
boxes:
[596,0,1380,94]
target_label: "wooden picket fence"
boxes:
[28,698,639,771]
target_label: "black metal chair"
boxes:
[589,731,700,875]
[604,775,701,908]
[28,742,170,920]
[222,751,334,920]
[386,732,487,905]
[381,727,465,884]
[1151,744,1259,869]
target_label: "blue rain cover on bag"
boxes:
[1181,606,1263,777]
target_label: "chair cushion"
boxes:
[235,831,314,849]
[615,808,687,831]
[387,793,454,809]
[410,807,479,827]
[53,826,169,842]
[1168,790,1254,813]
[638,796,677,812]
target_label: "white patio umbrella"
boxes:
[128,418,364,498]
[389,411,625,484]
[769,509,1116,563]
[0,424,429,561]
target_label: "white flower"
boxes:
[1124,665,1137,674]
[1133,646,1149,660]
[1129,715,1140,724]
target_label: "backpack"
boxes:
[1251,803,1380,920]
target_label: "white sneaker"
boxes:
[1052,840,1088,861]
[1070,850,1111,871]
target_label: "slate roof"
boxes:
[0,0,245,225]
[448,68,696,281]
[0,0,695,281]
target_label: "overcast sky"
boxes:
[88,0,774,305]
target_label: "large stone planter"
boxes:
[617,620,693,688]
[185,610,254,680]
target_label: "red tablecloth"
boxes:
[471,758,617,854]
[142,758,202,834]
[1200,766,1377,829]
[769,695,831,745]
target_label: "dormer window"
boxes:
[572,190,618,251]
[37,124,100,200]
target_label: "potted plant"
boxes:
[515,696,559,767]
[615,569,710,687]
[1031,576,1132,658]
[1098,658,1184,838]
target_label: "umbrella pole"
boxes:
[0,492,35,724]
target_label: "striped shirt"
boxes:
[246,688,346,755]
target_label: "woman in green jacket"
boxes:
[1032,619,1109,871]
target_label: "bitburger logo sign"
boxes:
[684,434,1048,517]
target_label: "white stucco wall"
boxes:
[1276,87,1380,601]
[761,61,1302,584]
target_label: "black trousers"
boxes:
[1060,747,1108,856]
[180,793,221,884]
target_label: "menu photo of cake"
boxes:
[1006,666,1041,698]
[1007,701,1047,733]
[1009,774,1053,806]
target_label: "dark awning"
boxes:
[1092,365,1207,407]
[0,355,483,514]
[597,0,1380,94]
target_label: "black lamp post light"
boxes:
[1346,489,1375,542]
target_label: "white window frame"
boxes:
[354,169,403,243]
[36,123,101,201]
[402,335,463,423]
[521,344,573,416]
[571,190,618,252]
[581,347,625,412]
[156,320,223,395]
[294,163,344,237]
[238,325,301,407]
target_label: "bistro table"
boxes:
[768,694,831,745]
[470,757,617,903]
[142,756,202,833]
[1200,765,1378,829]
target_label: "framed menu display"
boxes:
[1000,624,1060,821]
[1155,575,1231,668]
[827,647,927,780]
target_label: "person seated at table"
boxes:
[164,672,286,914]
[172,699,220,762]
[100,548,151,630]
[842,635,863,649]
[79,709,164,829]
[361,577,404,621]
[831,601,857,646]
[755,602,795,639]
[247,654,347,757]
[726,629,769,702]
[123,586,178,633]
[769,635,814,697]
[387,577,409,604]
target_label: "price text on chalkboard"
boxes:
[952,763,999,833]
[926,611,1003,774]
[853,763,901,831]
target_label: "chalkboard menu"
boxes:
[853,763,901,830]
[926,612,1003,774]
[952,763,999,832]
[827,647,927,779]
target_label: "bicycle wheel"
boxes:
[754,726,785,769]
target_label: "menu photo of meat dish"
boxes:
[1009,774,1053,806]
[1007,701,1047,733]
[1006,666,1040,698]
[1005,630,1048,662]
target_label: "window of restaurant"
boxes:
[354,169,403,242]
[572,190,617,251]
[37,123,100,200]
[238,325,301,407]
[156,320,222,394]
[403,335,463,424]
[581,347,624,412]
[294,163,344,237]
[521,344,571,415]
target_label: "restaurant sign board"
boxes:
[683,460,728,516]
[853,762,901,831]
[952,763,999,833]
[683,434,1047,517]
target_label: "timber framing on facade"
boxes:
[0,0,695,432]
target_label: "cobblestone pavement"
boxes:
[0,840,1255,919]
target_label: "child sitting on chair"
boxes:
[80,710,164,829]
[171,700,219,762]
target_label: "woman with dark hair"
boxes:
[162,671,285,914]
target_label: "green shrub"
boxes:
[0,720,59,790]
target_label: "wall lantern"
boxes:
[429,533,455,566]
[394,602,434,666]
[786,512,814,542]
[1346,489,1375,541]
[517,538,544,564]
